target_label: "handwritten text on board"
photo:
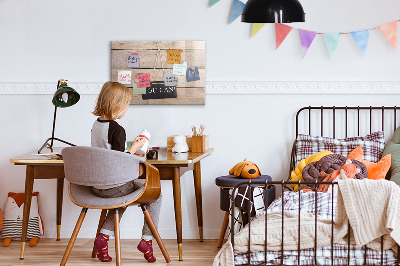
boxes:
[164,73,179,86]
[173,62,187,76]
[126,53,140,68]
[136,73,151,88]
[186,67,200,82]
[167,49,182,64]
[118,70,132,85]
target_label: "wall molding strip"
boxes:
[0,81,399,95]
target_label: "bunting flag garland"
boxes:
[323,33,341,58]
[351,29,370,55]
[209,0,220,8]
[208,5,400,58]
[275,23,293,49]
[298,30,317,58]
[251,23,266,38]
[378,21,398,50]
[229,0,245,24]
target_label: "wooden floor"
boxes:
[0,239,221,265]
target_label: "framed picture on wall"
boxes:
[111,41,206,105]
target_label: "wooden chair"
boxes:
[60,146,171,265]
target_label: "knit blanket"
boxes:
[213,179,400,266]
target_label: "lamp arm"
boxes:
[50,105,57,148]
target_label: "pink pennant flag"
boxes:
[298,29,318,58]
[275,23,293,49]
[378,21,398,50]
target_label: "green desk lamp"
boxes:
[38,79,80,154]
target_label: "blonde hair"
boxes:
[93,82,133,120]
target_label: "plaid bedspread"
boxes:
[234,191,397,265]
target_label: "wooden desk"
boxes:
[10,147,213,261]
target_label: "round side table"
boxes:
[215,175,275,248]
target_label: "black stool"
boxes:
[215,175,275,248]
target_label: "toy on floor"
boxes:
[229,159,261,179]
[1,192,44,247]
[172,135,189,153]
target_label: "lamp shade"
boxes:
[52,84,80,108]
[241,0,305,23]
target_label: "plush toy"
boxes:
[1,192,44,247]
[172,135,189,153]
[317,160,360,193]
[0,208,3,232]
[289,150,333,191]
[229,159,261,179]
[348,146,391,180]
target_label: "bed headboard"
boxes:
[290,106,400,179]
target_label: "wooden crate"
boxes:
[111,41,206,105]
[191,135,209,153]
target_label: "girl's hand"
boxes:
[129,137,147,155]
[134,148,149,157]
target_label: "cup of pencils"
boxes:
[191,124,209,152]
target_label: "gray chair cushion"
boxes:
[62,146,145,188]
[69,180,145,208]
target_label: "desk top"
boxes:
[10,147,214,166]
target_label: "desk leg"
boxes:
[193,161,203,242]
[20,165,35,259]
[56,178,64,241]
[172,167,183,261]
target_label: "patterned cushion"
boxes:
[295,131,385,166]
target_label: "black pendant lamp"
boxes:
[242,0,305,23]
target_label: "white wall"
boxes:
[1,0,400,240]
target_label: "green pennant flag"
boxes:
[251,23,266,38]
[209,0,220,7]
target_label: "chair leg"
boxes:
[91,209,108,258]
[217,211,230,248]
[114,209,121,266]
[60,208,88,266]
[141,205,171,263]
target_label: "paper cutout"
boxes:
[323,33,341,58]
[186,67,200,82]
[142,82,177,100]
[229,0,245,24]
[298,29,317,58]
[117,70,132,85]
[132,83,146,94]
[164,73,179,86]
[126,53,140,68]
[167,49,182,64]
[379,21,398,50]
[251,23,266,38]
[275,23,293,49]
[351,29,371,55]
[173,62,187,76]
[136,73,151,88]
[209,0,220,7]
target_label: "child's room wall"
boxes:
[1,0,400,239]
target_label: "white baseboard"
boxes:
[1,81,399,95]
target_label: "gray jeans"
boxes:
[92,180,162,240]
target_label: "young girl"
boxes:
[91,81,162,263]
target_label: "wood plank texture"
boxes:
[111,41,205,105]
[0,239,219,265]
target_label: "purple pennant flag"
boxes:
[298,29,317,58]
[229,0,245,24]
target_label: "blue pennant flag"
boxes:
[351,29,371,55]
[229,0,245,23]
[323,33,341,58]
[209,0,220,7]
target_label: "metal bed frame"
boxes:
[230,106,400,266]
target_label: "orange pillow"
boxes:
[347,146,391,180]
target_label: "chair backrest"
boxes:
[62,146,145,187]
